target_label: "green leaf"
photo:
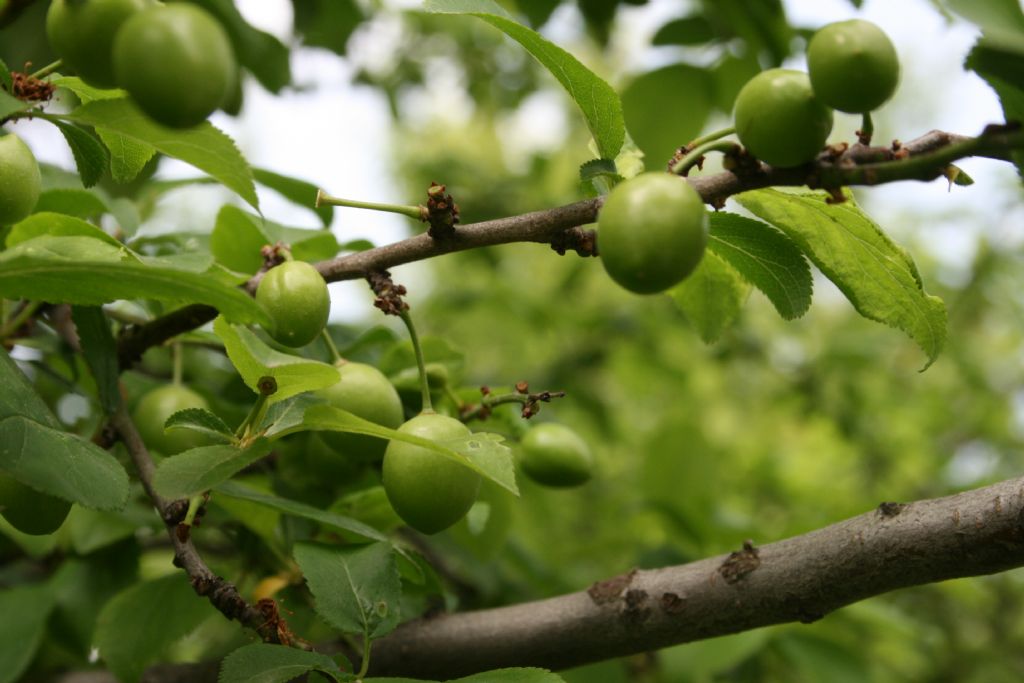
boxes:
[97,127,157,184]
[294,541,401,640]
[49,120,110,188]
[0,347,62,426]
[0,236,269,325]
[946,0,1024,56]
[210,206,339,275]
[0,584,56,683]
[152,439,272,499]
[259,393,320,440]
[94,574,218,683]
[219,644,344,683]
[34,188,109,218]
[737,189,948,368]
[578,158,622,196]
[217,480,387,542]
[190,0,291,92]
[254,167,333,227]
[6,212,121,248]
[965,42,1024,177]
[622,64,713,164]
[0,58,10,92]
[707,212,812,320]
[299,404,518,495]
[424,0,624,159]
[62,98,258,209]
[293,0,364,55]
[369,668,567,683]
[70,306,120,414]
[0,88,32,121]
[165,408,237,444]
[652,16,716,45]
[670,251,750,343]
[213,316,341,403]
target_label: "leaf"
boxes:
[254,167,333,227]
[0,584,55,683]
[190,0,292,92]
[97,127,157,184]
[946,0,1024,56]
[670,251,750,343]
[213,316,341,403]
[424,0,624,159]
[152,439,272,499]
[707,212,812,320]
[579,158,622,196]
[164,408,237,444]
[6,212,121,248]
[219,644,344,683]
[259,393,321,440]
[965,42,1024,177]
[368,668,567,683]
[216,480,387,542]
[0,88,32,121]
[0,236,269,325]
[299,404,518,495]
[70,306,120,414]
[34,188,109,218]
[737,189,948,368]
[652,16,716,46]
[94,574,218,683]
[49,120,110,187]
[292,0,364,55]
[62,98,258,209]
[622,64,713,163]
[293,541,401,640]
[210,206,339,275]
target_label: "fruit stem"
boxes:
[172,342,183,386]
[316,189,424,220]
[686,125,736,149]
[321,329,344,364]
[671,140,741,176]
[356,638,372,679]
[0,300,41,340]
[236,390,271,440]
[27,60,62,80]
[183,494,203,527]
[398,309,433,413]
[858,112,874,145]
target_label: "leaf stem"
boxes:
[671,140,742,176]
[236,380,275,439]
[321,328,343,364]
[398,309,432,413]
[316,189,424,220]
[357,637,372,680]
[0,300,41,340]
[686,125,736,149]
[183,494,203,526]
[27,59,62,80]
[172,341,183,386]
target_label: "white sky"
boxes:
[11,0,1022,319]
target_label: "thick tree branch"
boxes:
[114,126,1021,367]
[365,476,1024,678]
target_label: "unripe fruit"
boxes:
[519,423,594,488]
[808,19,900,113]
[382,413,481,534]
[132,384,210,455]
[0,472,71,535]
[598,172,708,295]
[46,0,154,89]
[113,4,236,128]
[733,69,834,168]
[315,361,404,462]
[0,134,42,225]
[255,260,331,348]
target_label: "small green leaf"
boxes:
[217,480,387,542]
[254,167,333,227]
[210,205,272,274]
[152,440,272,499]
[97,127,157,184]
[294,541,401,640]
[652,16,716,45]
[579,158,622,196]
[737,189,948,368]
[219,643,344,683]
[62,98,258,209]
[6,212,121,248]
[49,120,110,188]
[34,188,109,218]
[622,64,713,163]
[670,251,750,343]
[213,316,341,403]
[165,408,237,444]
[0,88,31,121]
[0,236,268,325]
[0,584,56,683]
[70,306,120,414]
[707,212,812,320]
[424,0,624,159]
[94,574,218,683]
[259,393,321,440]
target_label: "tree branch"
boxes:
[365,476,1024,678]
[114,126,1022,367]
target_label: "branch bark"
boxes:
[365,476,1024,678]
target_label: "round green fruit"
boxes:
[733,69,834,167]
[113,4,236,128]
[315,361,404,462]
[519,423,594,488]
[382,413,481,534]
[808,19,899,113]
[46,0,153,89]
[0,472,71,536]
[256,260,331,348]
[132,384,210,455]
[0,134,42,225]
[598,172,708,295]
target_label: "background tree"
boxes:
[1,0,1023,682]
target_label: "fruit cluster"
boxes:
[47,0,238,128]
